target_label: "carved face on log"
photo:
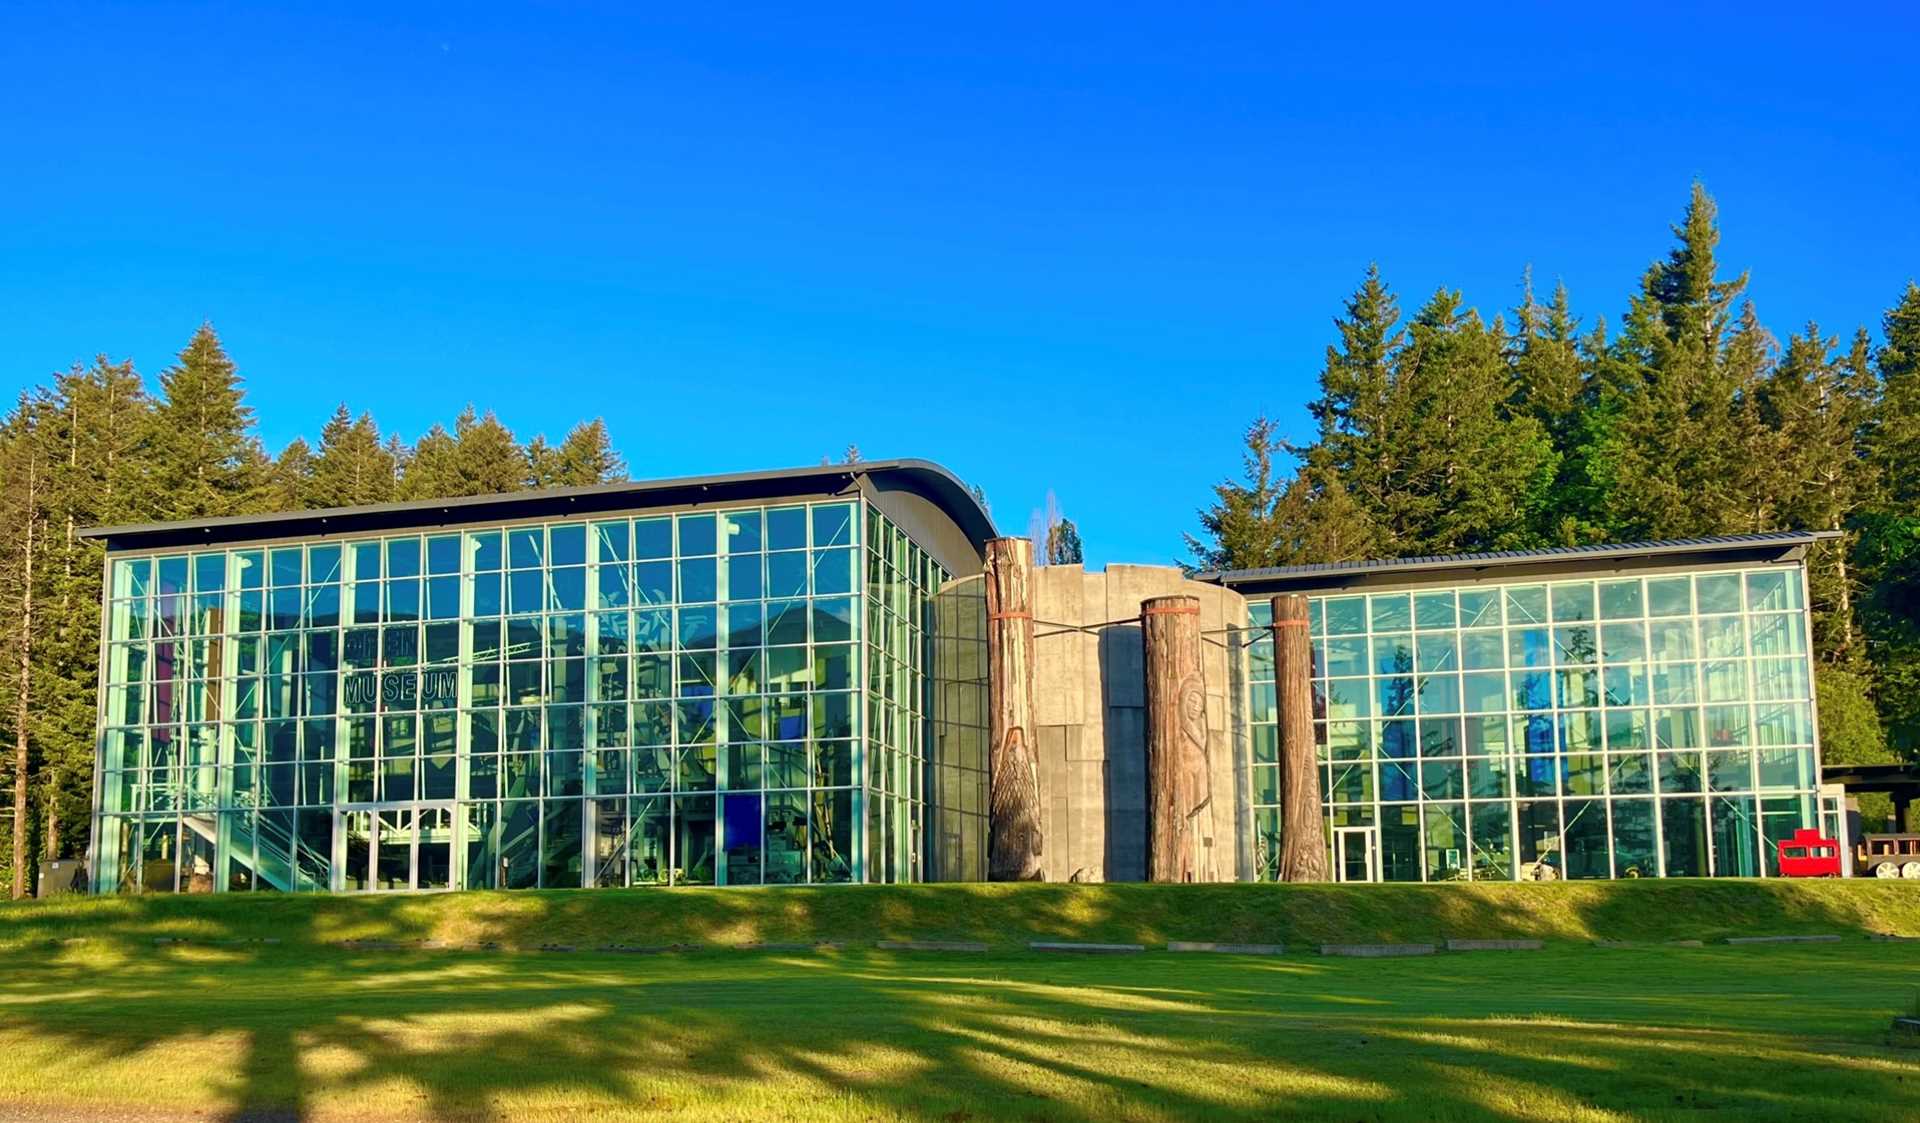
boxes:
[988,725,1044,879]
[1176,674,1210,811]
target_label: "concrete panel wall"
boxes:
[1028,564,1250,882]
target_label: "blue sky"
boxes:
[4,3,1916,564]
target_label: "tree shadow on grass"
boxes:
[1,937,1918,1122]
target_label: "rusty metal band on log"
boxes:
[1273,593,1326,881]
[984,537,1043,880]
[1141,594,1215,882]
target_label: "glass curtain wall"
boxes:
[862,504,952,883]
[1247,566,1820,881]
[94,498,951,893]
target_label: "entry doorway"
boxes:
[1333,827,1378,883]
[340,803,455,892]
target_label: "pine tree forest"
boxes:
[1189,185,1920,790]
[0,324,627,893]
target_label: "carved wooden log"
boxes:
[985,537,1043,880]
[1273,594,1327,881]
[1143,595,1212,883]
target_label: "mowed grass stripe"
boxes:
[0,936,1916,1120]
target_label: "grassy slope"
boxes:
[0,939,1917,1121]
[3,879,1919,952]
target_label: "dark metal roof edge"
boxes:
[1195,531,1839,586]
[80,458,997,550]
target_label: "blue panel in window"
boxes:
[509,528,543,570]
[549,524,587,568]
[811,503,853,547]
[678,513,717,556]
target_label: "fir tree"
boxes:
[1753,323,1876,664]
[1303,278,1554,556]
[1579,185,1764,539]
[0,396,43,895]
[267,438,314,511]
[1870,281,1920,508]
[310,405,398,508]
[1184,417,1369,570]
[1510,270,1585,439]
[526,434,559,489]
[453,406,529,495]
[1046,518,1084,565]
[140,324,266,520]
[31,360,153,861]
[397,423,463,500]
[1858,282,1920,754]
[548,420,627,487]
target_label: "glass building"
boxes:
[1220,534,1830,883]
[83,462,993,895]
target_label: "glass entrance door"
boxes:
[1334,827,1377,883]
[417,806,453,890]
[375,808,413,889]
[339,803,456,892]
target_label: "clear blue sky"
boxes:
[4,3,1916,565]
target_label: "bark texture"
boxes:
[11,453,36,899]
[1142,595,1214,882]
[1274,594,1327,882]
[985,537,1043,880]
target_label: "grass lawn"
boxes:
[2,883,1918,1121]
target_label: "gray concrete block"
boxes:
[878,940,990,952]
[1444,938,1543,952]
[1168,941,1284,955]
[1722,934,1842,945]
[1030,941,1145,954]
[1319,943,1436,958]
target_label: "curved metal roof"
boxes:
[79,458,997,553]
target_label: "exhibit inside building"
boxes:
[80,459,1840,894]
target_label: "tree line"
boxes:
[1189,184,1920,780]
[0,324,627,895]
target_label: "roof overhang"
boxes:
[1823,763,1920,796]
[79,459,997,572]
[1197,532,1838,597]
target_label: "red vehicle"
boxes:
[1776,828,1843,878]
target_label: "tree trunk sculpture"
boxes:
[1273,594,1327,881]
[1143,595,1214,882]
[985,537,1043,880]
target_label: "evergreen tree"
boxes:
[1510,270,1585,440]
[266,438,314,512]
[30,360,153,862]
[1579,185,1764,539]
[383,434,411,495]
[309,405,398,508]
[1046,518,1084,566]
[397,423,463,501]
[453,406,529,495]
[547,419,627,487]
[1187,417,1377,570]
[526,434,559,488]
[1301,277,1555,556]
[1186,417,1291,570]
[0,396,44,895]
[1305,265,1402,520]
[1752,323,1877,664]
[139,324,266,520]
[1858,282,1920,754]
[1870,282,1920,508]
